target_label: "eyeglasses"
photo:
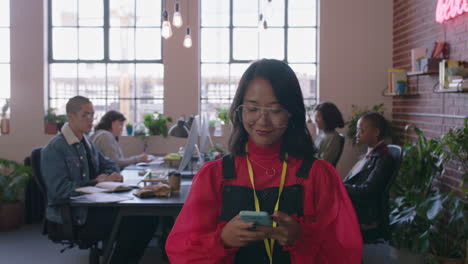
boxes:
[237,105,290,128]
[81,112,95,120]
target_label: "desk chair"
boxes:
[331,133,345,167]
[31,147,101,264]
[381,144,402,240]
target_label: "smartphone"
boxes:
[239,211,272,226]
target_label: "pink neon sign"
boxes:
[436,0,468,23]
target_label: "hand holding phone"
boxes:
[239,211,272,226]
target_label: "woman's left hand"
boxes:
[268,211,302,246]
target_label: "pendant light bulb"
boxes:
[173,2,183,28]
[183,27,192,48]
[161,10,173,39]
[258,13,264,30]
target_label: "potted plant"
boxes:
[397,80,407,95]
[133,123,149,152]
[126,123,133,136]
[44,108,59,134]
[390,120,468,264]
[345,104,386,145]
[143,112,173,137]
[56,114,68,132]
[0,159,32,230]
[216,107,230,125]
[1,99,10,135]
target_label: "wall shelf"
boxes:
[384,92,420,97]
[407,71,439,76]
[434,87,468,93]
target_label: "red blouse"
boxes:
[166,140,363,263]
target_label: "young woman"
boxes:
[343,112,396,263]
[312,102,345,166]
[91,110,148,169]
[166,59,362,263]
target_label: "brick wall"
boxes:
[392,0,468,190]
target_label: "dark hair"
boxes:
[66,96,91,114]
[95,110,126,131]
[360,112,388,140]
[228,59,316,159]
[313,102,345,131]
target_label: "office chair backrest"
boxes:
[385,144,402,193]
[31,147,46,200]
[332,133,345,167]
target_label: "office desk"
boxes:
[71,170,191,264]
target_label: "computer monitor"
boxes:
[199,113,212,153]
[177,115,200,172]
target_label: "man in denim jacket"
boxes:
[41,96,158,264]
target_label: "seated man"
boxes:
[41,95,157,264]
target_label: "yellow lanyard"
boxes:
[246,145,288,264]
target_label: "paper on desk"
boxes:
[136,156,164,166]
[71,193,133,203]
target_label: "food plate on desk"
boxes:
[133,183,171,198]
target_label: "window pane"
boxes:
[49,63,78,99]
[233,0,257,27]
[201,98,231,119]
[136,99,164,122]
[259,28,283,60]
[263,0,284,27]
[136,64,164,98]
[110,0,135,27]
[78,63,106,98]
[0,29,9,63]
[233,28,258,60]
[0,64,10,98]
[136,28,161,60]
[79,28,104,60]
[201,0,229,27]
[289,63,317,100]
[107,63,135,99]
[52,0,78,26]
[288,28,316,62]
[89,98,107,121]
[0,0,10,27]
[136,0,161,26]
[111,99,136,124]
[201,28,229,62]
[201,64,229,98]
[53,28,78,60]
[50,98,71,115]
[230,63,249,95]
[79,0,103,26]
[289,0,316,26]
[110,28,135,60]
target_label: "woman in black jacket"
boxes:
[343,112,398,264]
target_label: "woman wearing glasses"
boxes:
[91,110,148,169]
[166,59,362,263]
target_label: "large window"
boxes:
[200,0,318,120]
[0,0,10,121]
[48,0,163,123]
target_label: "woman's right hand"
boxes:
[220,215,271,248]
[138,153,148,162]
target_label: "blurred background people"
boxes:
[91,110,148,169]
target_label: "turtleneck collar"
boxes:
[247,138,282,159]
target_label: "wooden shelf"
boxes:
[384,92,420,96]
[407,71,439,76]
[434,87,468,93]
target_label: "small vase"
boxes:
[397,83,407,95]
[45,123,58,134]
[126,125,133,136]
